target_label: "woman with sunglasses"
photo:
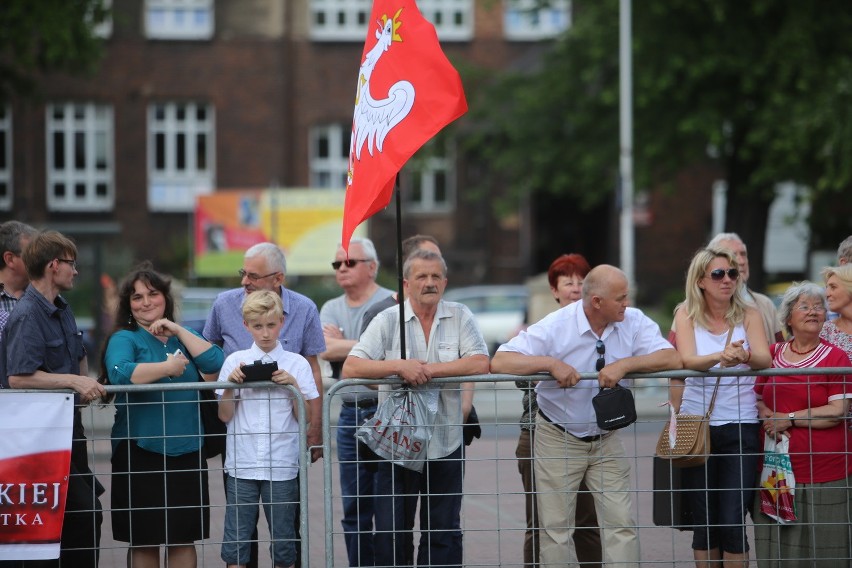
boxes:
[670,247,771,568]
[752,282,852,566]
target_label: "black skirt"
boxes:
[111,439,210,545]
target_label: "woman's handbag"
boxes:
[654,401,716,468]
[758,433,797,524]
[655,326,732,467]
[198,383,226,458]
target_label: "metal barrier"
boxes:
[1,381,308,568]
[4,366,851,566]
[322,367,852,567]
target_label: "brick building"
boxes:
[2,0,713,304]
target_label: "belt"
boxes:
[341,399,378,409]
[538,410,604,443]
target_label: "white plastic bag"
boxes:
[759,434,797,524]
[356,386,438,472]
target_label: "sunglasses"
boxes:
[708,268,739,281]
[331,259,371,270]
[595,339,606,372]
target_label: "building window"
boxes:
[0,107,10,211]
[310,124,350,189]
[504,0,571,41]
[148,102,215,212]
[91,0,113,39]
[405,140,454,213]
[145,0,213,40]
[309,0,370,41]
[418,0,473,41]
[310,0,472,42]
[46,103,114,212]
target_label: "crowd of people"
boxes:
[1,221,851,568]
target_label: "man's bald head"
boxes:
[583,265,627,300]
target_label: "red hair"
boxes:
[547,254,591,289]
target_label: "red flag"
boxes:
[342,0,467,253]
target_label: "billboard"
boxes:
[194,189,366,277]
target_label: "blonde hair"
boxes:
[242,290,284,323]
[683,247,747,330]
[822,264,852,297]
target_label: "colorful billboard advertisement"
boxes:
[194,189,366,277]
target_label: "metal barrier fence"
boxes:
[3,367,851,567]
[1,381,308,568]
[322,367,852,567]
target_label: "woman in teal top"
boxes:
[102,262,224,568]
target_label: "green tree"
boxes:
[0,0,108,103]
[466,0,852,286]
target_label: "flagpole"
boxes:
[394,173,407,360]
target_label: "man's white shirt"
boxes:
[498,302,672,438]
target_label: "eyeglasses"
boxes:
[331,259,371,270]
[238,269,280,282]
[793,303,827,313]
[595,339,606,372]
[56,258,77,270]
[708,268,739,281]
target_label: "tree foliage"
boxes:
[465,0,852,278]
[0,0,108,103]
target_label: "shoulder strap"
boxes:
[706,325,734,416]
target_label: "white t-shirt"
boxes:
[216,342,319,481]
[679,324,757,425]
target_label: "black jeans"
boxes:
[682,422,761,554]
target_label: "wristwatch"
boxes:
[788,412,796,424]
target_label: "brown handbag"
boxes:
[656,325,732,468]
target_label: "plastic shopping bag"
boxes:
[356,386,439,472]
[759,433,797,524]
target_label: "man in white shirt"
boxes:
[492,265,681,567]
[343,249,489,568]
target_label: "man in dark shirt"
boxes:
[4,230,105,567]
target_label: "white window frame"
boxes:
[309,0,371,41]
[91,0,113,39]
[0,106,11,211]
[147,102,215,212]
[309,124,350,190]
[504,0,571,41]
[405,139,455,213]
[144,0,213,40]
[45,103,114,212]
[310,0,473,42]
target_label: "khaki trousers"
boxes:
[534,414,639,567]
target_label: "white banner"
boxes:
[0,392,74,560]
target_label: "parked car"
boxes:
[443,285,528,354]
[178,287,228,334]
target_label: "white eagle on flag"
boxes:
[348,8,416,187]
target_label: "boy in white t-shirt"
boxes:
[217,290,320,568]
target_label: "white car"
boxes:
[443,285,528,354]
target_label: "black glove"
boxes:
[463,405,482,446]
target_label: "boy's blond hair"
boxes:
[242,290,284,322]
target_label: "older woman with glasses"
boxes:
[670,247,771,568]
[752,282,852,566]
